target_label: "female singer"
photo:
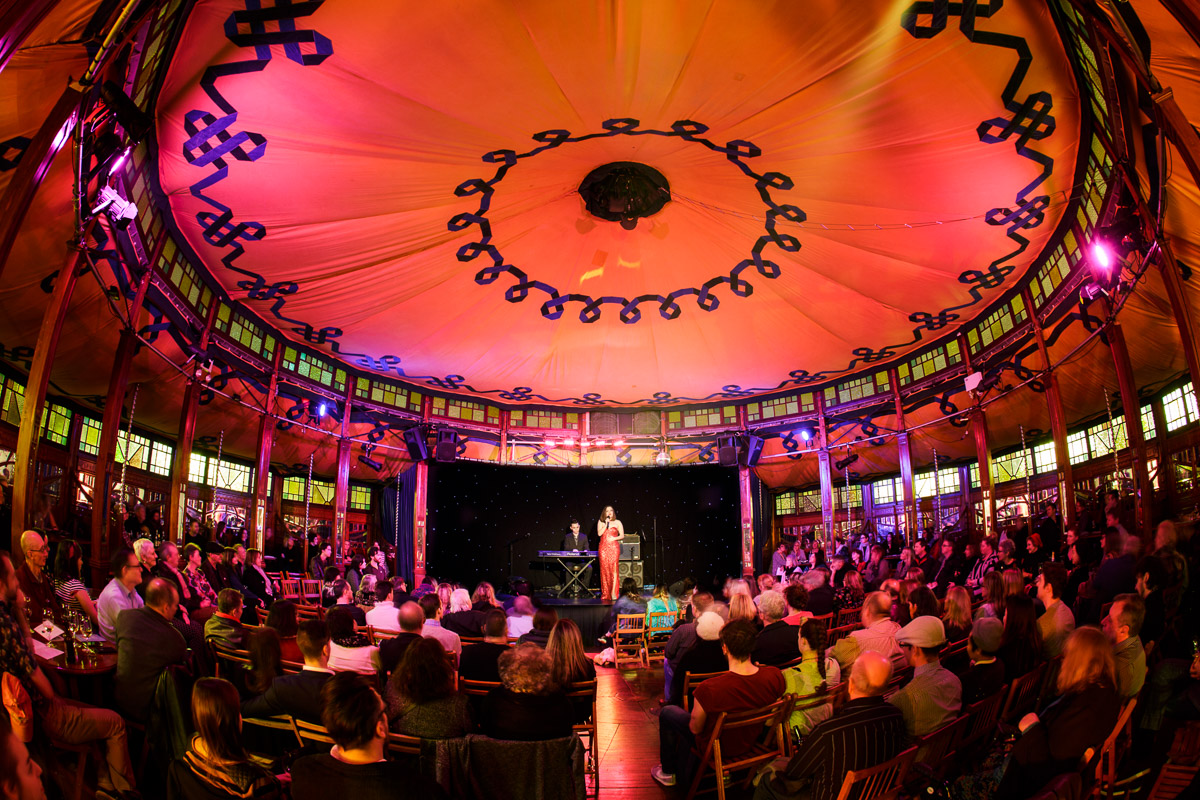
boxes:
[596,506,625,603]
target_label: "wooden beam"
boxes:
[0,0,64,73]
[11,245,84,552]
[971,408,995,540]
[891,370,917,543]
[412,460,428,586]
[1024,289,1075,531]
[816,394,834,548]
[1153,88,1200,193]
[1158,0,1200,52]
[167,302,219,544]
[249,345,283,551]
[0,86,81,284]
[1107,320,1153,540]
[332,383,353,562]
[1157,251,1200,413]
[738,465,754,578]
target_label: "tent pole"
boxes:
[250,346,283,552]
[168,301,219,545]
[333,383,354,564]
[1024,288,1075,531]
[816,394,834,552]
[1106,319,1154,541]
[891,371,916,545]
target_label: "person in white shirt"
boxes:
[506,595,535,639]
[326,606,380,674]
[418,594,461,656]
[97,547,144,641]
[363,580,398,633]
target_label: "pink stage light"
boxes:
[613,439,625,447]
[543,439,556,447]
[1090,240,1114,276]
[562,438,575,446]
[110,146,131,173]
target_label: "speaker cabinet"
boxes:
[403,428,429,461]
[617,559,644,584]
[620,541,641,560]
[718,435,739,467]
[434,430,459,463]
[740,434,764,467]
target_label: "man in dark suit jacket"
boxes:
[806,569,836,617]
[378,601,426,674]
[752,591,800,666]
[458,610,511,682]
[561,519,593,590]
[204,588,246,649]
[115,579,189,721]
[243,620,333,723]
[330,579,367,626]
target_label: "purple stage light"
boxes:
[316,402,327,418]
[110,147,130,173]
[1090,240,1114,276]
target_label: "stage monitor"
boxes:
[434,430,460,463]
[740,434,764,467]
[403,427,429,461]
[718,435,739,467]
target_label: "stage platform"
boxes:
[535,595,612,647]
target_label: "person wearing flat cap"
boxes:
[887,616,961,737]
[961,617,1006,704]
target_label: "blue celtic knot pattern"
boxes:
[452,119,804,323]
[780,431,807,461]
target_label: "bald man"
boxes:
[17,531,63,628]
[755,651,908,800]
[114,578,188,721]
[378,601,426,674]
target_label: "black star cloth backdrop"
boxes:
[426,462,741,593]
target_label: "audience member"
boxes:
[833,569,865,612]
[942,586,973,643]
[364,580,399,632]
[328,579,366,627]
[132,537,158,597]
[1134,557,1167,648]
[862,544,891,589]
[204,588,246,649]
[781,584,810,625]
[998,593,1043,679]
[652,620,786,789]
[506,595,535,638]
[829,591,902,673]
[182,543,219,609]
[419,593,462,656]
[663,592,715,702]
[379,601,425,675]
[115,577,189,721]
[1153,521,1189,613]
[729,593,760,631]
[965,536,999,591]
[16,531,63,628]
[480,643,575,741]
[928,538,965,597]
[546,619,597,723]
[1089,528,1137,604]
[471,582,502,611]
[156,540,212,622]
[668,611,729,706]
[996,540,1019,572]
[440,587,485,637]
[888,616,962,737]
[327,605,380,674]
[974,571,1007,621]
[804,569,835,616]
[386,637,472,739]
[0,717,46,800]
[307,543,332,582]
[242,619,333,723]
[246,627,282,695]
[752,590,800,666]
[1036,563,1075,658]
[97,547,144,641]
[519,606,558,647]
[783,617,841,737]
[961,617,1006,704]
[754,651,905,800]
[52,538,98,628]
[242,549,277,610]
[458,609,511,683]
[906,585,940,621]
[265,601,303,663]
[291,673,446,799]
[0,551,137,797]
[168,677,280,799]
[1103,593,1146,699]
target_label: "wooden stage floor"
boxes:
[594,663,675,798]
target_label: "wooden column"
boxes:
[1158,252,1200,413]
[971,409,996,539]
[1107,320,1153,538]
[332,384,354,561]
[249,346,283,551]
[738,464,755,578]
[498,410,509,465]
[167,302,219,544]
[413,460,428,585]
[11,246,84,551]
[0,1,65,72]
[816,394,834,548]
[1025,289,1075,530]
[891,371,917,543]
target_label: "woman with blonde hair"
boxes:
[481,643,575,741]
[471,581,502,611]
[992,627,1120,800]
[942,586,973,642]
[436,582,454,613]
[729,593,761,631]
[546,619,596,724]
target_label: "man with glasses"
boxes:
[17,531,63,628]
[97,548,144,642]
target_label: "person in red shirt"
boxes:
[652,618,786,788]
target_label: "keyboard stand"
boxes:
[553,554,598,598]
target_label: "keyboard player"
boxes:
[562,520,592,590]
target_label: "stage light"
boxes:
[562,438,575,447]
[543,439,556,447]
[655,449,670,466]
[316,402,327,418]
[1090,241,1114,277]
[835,452,859,471]
[580,439,590,449]
[797,425,814,442]
[613,439,625,447]
[109,146,130,174]
[358,454,383,471]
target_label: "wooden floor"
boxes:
[594,663,675,798]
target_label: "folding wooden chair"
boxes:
[294,603,324,622]
[644,610,676,667]
[301,579,322,603]
[614,613,646,668]
[834,744,918,800]
[211,643,253,682]
[1001,662,1047,724]
[683,695,795,800]
[826,622,858,647]
[808,613,835,634]
[566,679,600,798]
[279,578,301,600]
[242,714,301,753]
[292,717,336,746]
[460,678,502,698]
[1091,698,1138,800]
[909,715,969,782]
[1036,654,1064,709]
[682,669,726,711]
[46,737,89,800]
[956,685,1007,760]
[386,731,421,758]
[836,606,862,627]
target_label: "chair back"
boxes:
[837,606,862,627]
[913,714,968,769]
[301,579,322,603]
[386,731,421,758]
[827,622,859,647]
[834,744,918,800]
[279,578,301,600]
[210,643,253,682]
[295,603,324,622]
[682,670,726,711]
[243,714,301,749]
[614,614,646,668]
[1036,655,1064,709]
[566,680,600,793]
[460,678,502,697]
[1001,662,1047,723]
[686,695,795,799]
[808,613,835,634]
[292,717,336,746]
[958,686,1007,752]
[1093,698,1137,799]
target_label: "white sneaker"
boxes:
[651,765,676,787]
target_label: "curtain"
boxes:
[377,465,417,583]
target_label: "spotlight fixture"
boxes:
[90,184,138,228]
[358,444,382,472]
[835,453,859,471]
[797,425,815,442]
[316,402,327,418]
[655,448,671,467]
[1089,240,1114,278]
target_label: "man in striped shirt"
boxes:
[754,651,906,800]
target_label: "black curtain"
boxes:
[377,465,417,583]
[425,461,741,595]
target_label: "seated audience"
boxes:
[646,583,679,623]
[752,590,800,666]
[480,643,575,741]
[652,619,786,789]
[833,569,865,612]
[928,537,965,597]
[1089,528,1137,605]
[996,539,1019,572]
[265,600,303,663]
[379,601,426,675]
[804,568,835,616]
[246,627,282,696]
[355,574,378,608]
[668,611,729,706]
[961,617,1006,704]
[1022,533,1047,577]
[16,530,63,628]
[471,581,503,611]
[364,580,399,632]
[242,619,333,723]
[547,618,597,722]
[419,593,462,656]
[386,637,472,739]
[506,595,536,638]
[754,652,905,800]
[782,584,811,625]
[459,609,511,683]
[291,673,446,799]
[182,542,220,609]
[729,593,761,631]
[0,550,137,797]
[204,588,246,649]
[329,579,366,627]
[829,591,902,672]
[1036,563,1075,658]
[168,677,280,799]
[327,605,380,674]
[906,585,940,621]
[115,577,189,721]
[307,544,332,582]
[862,544,891,589]
[1,715,47,800]
[53,538,98,628]
[97,547,144,641]
[888,616,962,737]
[965,536,999,592]
[242,549,277,610]
[997,593,1043,679]
[519,606,559,647]
[1001,568,1026,601]
[132,537,158,597]
[663,591,716,702]
[990,627,1121,800]
[974,572,1005,624]
[156,540,213,623]
[1103,593,1146,699]
[1134,557,1167,648]
[784,617,842,737]
[1153,520,1189,613]
[440,587,485,637]
[942,586,973,643]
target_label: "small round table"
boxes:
[37,649,118,702]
